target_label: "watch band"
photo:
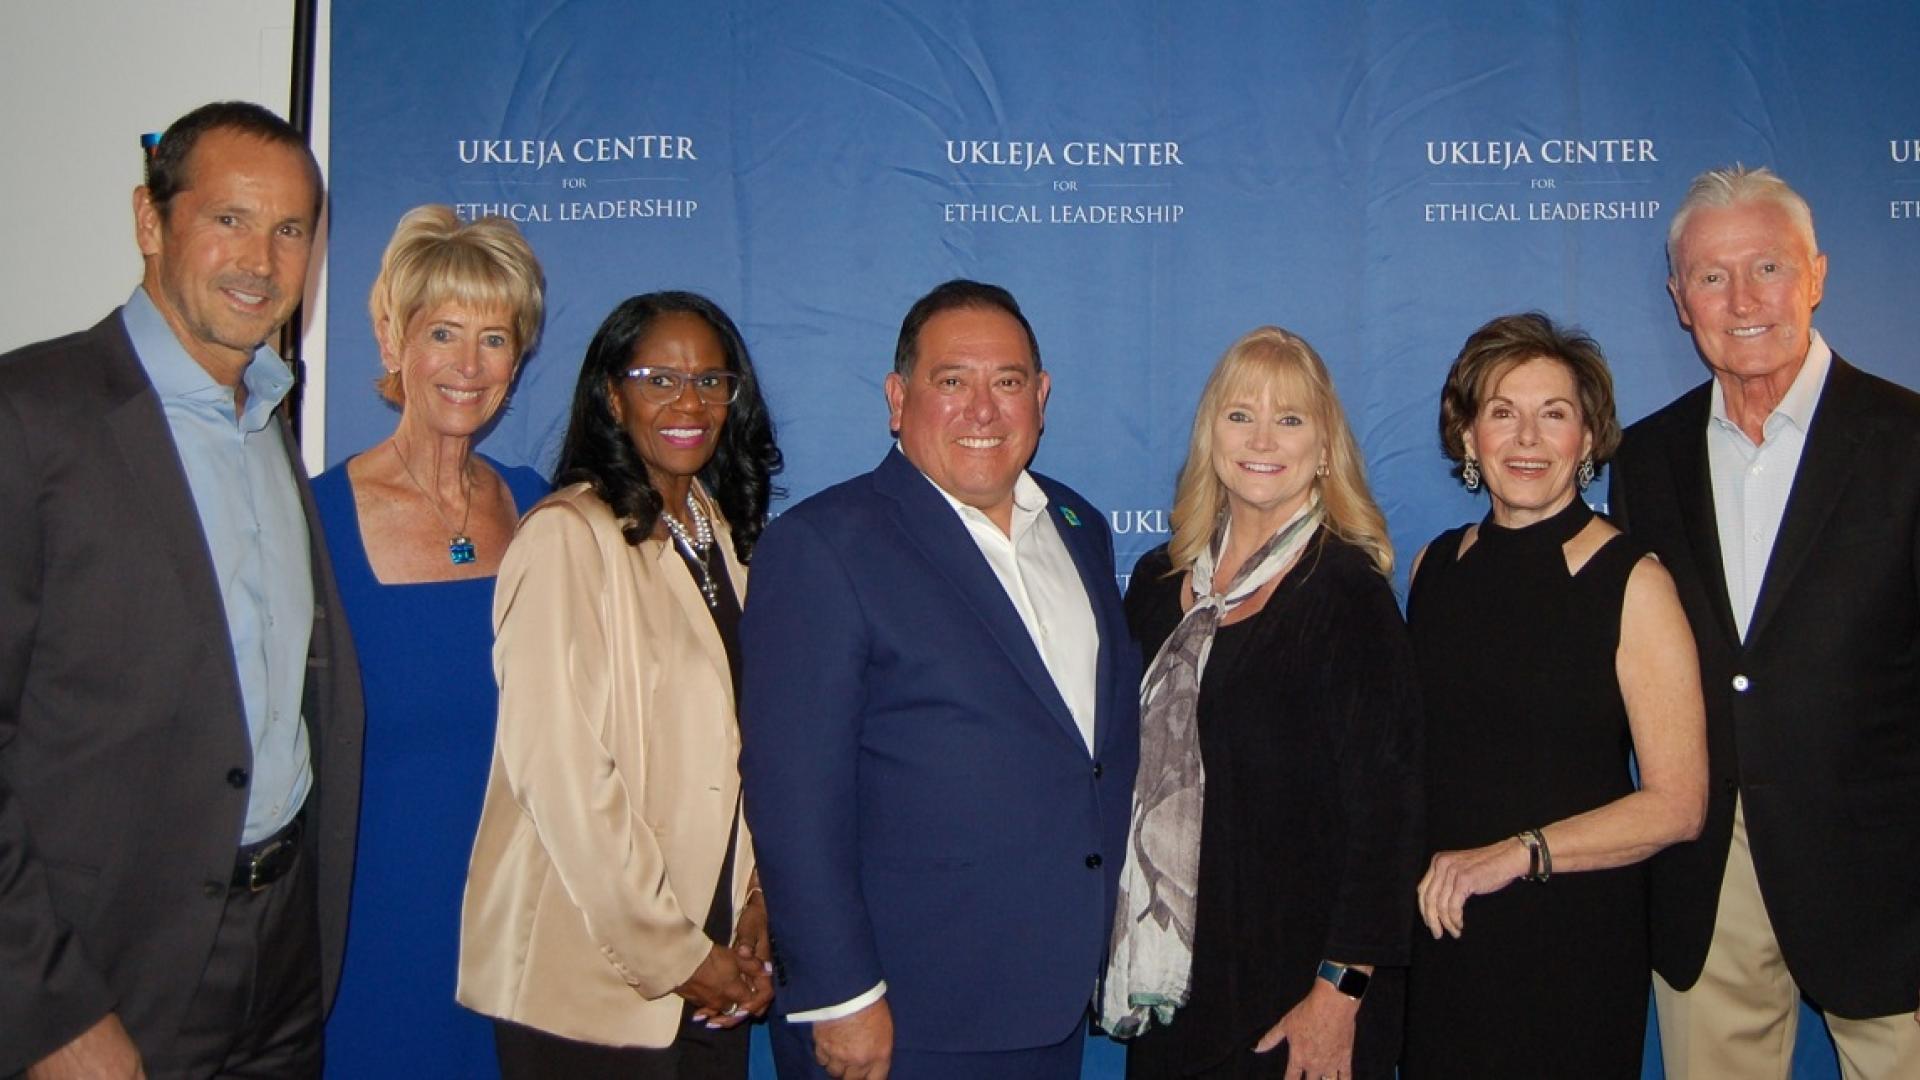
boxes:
[1316,959,1371,1000]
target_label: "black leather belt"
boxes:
[232,813,303,892]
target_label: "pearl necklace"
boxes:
[661,495,718,607]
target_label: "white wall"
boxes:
[0,0,335,471]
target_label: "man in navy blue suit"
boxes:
[740,280,1140,1079]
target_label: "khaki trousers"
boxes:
[1654,798,1920,1080]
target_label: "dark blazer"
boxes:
[1610,355,1920,1019]
[0,312,363,1072]
[1124,535,1423,1076]
[739,447,1141,1052]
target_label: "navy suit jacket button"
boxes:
[1085,853,1103,868]
[1093,762,1104,778]
[226,767,249,789]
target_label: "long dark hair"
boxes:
[553,292,784,559]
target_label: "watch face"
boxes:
[1336,967,1370,999]
[1319,962,1371,999]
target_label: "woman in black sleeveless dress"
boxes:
[1401,314,1708,1079]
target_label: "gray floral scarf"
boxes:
[1099,498,1324,1037]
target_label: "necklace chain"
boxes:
[392,437,477,565]
[661,494,719,608]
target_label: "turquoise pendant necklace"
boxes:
[393,438,477,565]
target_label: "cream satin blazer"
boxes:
[457,482,753,1048]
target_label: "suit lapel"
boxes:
[653,534,737,706]
[1667,386,1744,649]
[651,481,745,702]
[100,320,238,660]
[873,450,1084,748]
[276,413,340,742]
[708,493,749,605]
[1745,358,1866,645]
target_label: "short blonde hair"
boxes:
[368,205,545,404]
[1167,327,1393,577]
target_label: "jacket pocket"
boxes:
[40,857,102,927]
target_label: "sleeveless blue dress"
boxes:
[314,453,548,1080]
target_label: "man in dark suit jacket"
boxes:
[740,280,1140,1079]
[1611,166,1920,1078]
[0,103,362,1079]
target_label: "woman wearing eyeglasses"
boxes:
[457,292,785,1079]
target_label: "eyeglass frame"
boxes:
[617,366,743,405]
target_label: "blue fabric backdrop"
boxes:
[329,3,1920,1076]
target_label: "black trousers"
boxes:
[146,837,323,1080]
[494,1009,749,1080]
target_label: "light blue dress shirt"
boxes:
[123,286,314,844]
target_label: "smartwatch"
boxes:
[1317,960,1371,1000]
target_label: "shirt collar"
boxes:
[920,467,1051,537]
[1708,328,1832,438]
[123,286,295,433]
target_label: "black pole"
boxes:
[282,0,319,441]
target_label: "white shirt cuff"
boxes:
[786,981,887,1023]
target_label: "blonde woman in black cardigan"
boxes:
[1103,327,1424,1079]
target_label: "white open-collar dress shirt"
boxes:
[1706,330,1832,641]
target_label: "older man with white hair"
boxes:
[1610,166,1920,1079]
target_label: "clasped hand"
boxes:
[678,901,774,1030]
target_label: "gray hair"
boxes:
[1666,165,1818,273]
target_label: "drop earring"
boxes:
[1462,456,1481,492]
